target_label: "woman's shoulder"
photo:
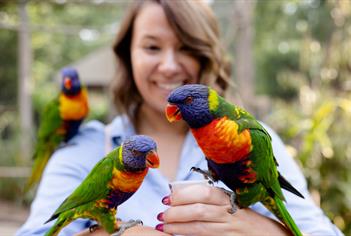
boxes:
[75,120,106,140]
[48,120,107,169]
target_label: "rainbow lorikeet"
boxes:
[44,135,160,236]
[24,67,89,193]
[166,84,304,236]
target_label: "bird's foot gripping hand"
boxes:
[219,188,238,214]
[111,219,143,236]
[89,224,100,233]
[190,167,215,185]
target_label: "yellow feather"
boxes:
[208,88,219,112]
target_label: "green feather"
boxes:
[37,98,63,142]
[24,98,64,193]
[206,88,303,236]
[249,129,285,201]
[210,93,271,138]
[263,195,303,236]
[45,148,119,223]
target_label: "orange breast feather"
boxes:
[191,117,252,164]
[110,168,148,193]
[59,89,89,120]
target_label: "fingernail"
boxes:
[162,196,171,205]
[157,212,164,221]
[155,223,164,232]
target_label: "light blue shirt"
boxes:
[17,116,343,236]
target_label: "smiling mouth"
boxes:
[156,82,184,91]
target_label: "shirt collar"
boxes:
[108,115,206,181]
[109,115,136,148]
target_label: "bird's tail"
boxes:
[23,147,51,194]
[44,217,69,236]
[264,196,303,236]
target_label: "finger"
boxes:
[73,227,109,236]
[162,221,231,236]
[164,203,232,223]
[170,184,231,206]
[123,225,171,236]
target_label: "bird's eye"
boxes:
[185,96,193,105]
[132,150,143,156]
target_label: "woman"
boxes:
[17,0,343,235]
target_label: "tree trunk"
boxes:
[18,0,33,160]
[233,0,256,113]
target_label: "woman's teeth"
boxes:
[157,82,183,90]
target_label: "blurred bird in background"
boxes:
[24,67,89,194]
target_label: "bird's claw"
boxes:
[89,224,100,233]
[111,219,143,236]
[190,167,215,185]
[218,187,238,214]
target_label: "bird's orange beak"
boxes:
[165,103,182,122]
[64,77,72,90]
[146,150,160,168]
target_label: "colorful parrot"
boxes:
[24,67,89,193]
[44,135,160,236]
[165,84,304,236]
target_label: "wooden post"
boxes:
[18,0,33,160]
[233,0,256,113]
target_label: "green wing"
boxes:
[213,95,283,200]
[25,98,64,192]
[36,98,63,148]
[47,148,119,222]
[249,129,285,201]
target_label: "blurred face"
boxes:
[131,2,200,114]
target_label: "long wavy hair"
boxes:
[112,0,232,124]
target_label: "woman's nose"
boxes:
[158,50,180,77]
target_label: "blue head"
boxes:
[122,135,160,172]
[61,67,81,95]
[166,84,213,128]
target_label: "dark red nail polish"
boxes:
[155,223,164,232]
[162,196,171,205]
[157,212,164,221]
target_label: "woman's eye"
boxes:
[144,45,160,52]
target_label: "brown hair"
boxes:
[112,0,231,123]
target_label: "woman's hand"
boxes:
[156,184,291,236]
[74,224,171,236]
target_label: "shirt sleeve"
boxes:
[250,123,344,236]
[16,121,106,236]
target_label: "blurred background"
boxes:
[0,0,350,235]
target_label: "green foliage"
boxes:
[0,1,350,234]
[0,1,124,201]
[255,0,351,234]
[264,90,351,233]
[0,30,18,106]
[257,49,301,100]
[0,109,26,201]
